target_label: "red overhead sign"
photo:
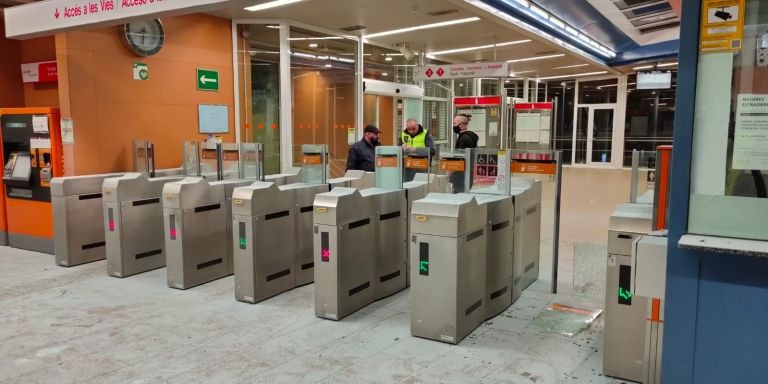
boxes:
[454,96,502,106]
[514,102,554,110]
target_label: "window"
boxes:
[623,72,676,166]
[578,79,618,104]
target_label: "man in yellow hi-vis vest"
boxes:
[398,118,436,157]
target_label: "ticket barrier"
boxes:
[103,173,185,278]
[329,170,375,189]
[52,173,124,267]
[474,194,514,320]
[410,193,487,344]
[163,178,251,289]
[509,178,542,301]
[362,187,408,300]
[232,181,297,302]
[313,188,375,320]
[603,203,653,383]
[631,232,667,384]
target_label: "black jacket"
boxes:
[455,130,480,149]
[347,139,379,172]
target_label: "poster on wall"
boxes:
[732,94,768,170]
[699,0,746,53]
[61,118,74,144]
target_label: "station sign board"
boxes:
[413,62,507,81]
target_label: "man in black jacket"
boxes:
[450,115,479,192]
[346,125,380,172]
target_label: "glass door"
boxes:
[572,106,617,165]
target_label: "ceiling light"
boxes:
[385,57,393,61]
[536,71,607,80]
[429,39,531,55]
[265,25,281,29]
[288,37,343,41]
[552,63,589,70]
[382,72,388,76]
[509,70,536,77]
[529,5,549,19]
[657,62,678,67]
[245,0,304,12]
[309,43,318,48]
[363,17,480,39]
[385,53,404,56]
[507,53,565,63]
[633,64,654,70]
[513,0,530,6]
[325,64,332,68]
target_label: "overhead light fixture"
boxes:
[288,36,343,41]
[633,64,655,70]
[509,70,536,77]
[529,5,549,19]
[382,72,389,76]
[309,43,318,48]
[265,25,281,29]
[507,53,565,63]
[429,39,531,55]
[536,71,608,80]
[657,62,678,67]
[245,0,304,12]
[363,17,480,39]
[324,64,332,68]
[385,57,393,61]
[552,63,589,70]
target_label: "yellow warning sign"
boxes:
[700,0,745,53]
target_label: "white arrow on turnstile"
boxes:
[200,75,217,85]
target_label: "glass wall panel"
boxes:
[289,27,357,177]
[363,44,417,84]
[578,79,618,104]
[548,81,575,164]
[623,72,676,166]
[236,24,282,174]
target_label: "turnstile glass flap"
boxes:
[328,170,376,189]
[410,193,487,237]
[359,187,407,211]
[102,173,185,202]
[313,187,371,226]
[51,173,125,197]
[609,203,654,234]
[232,181,294,216]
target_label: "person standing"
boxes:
[346,125,380,172]
[398,118,436,157]
[450,115,479,192]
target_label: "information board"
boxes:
[198,104,229,134]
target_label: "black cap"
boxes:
[364,125,380,133]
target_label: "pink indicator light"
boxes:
[108,220,115,232]
[170,229,177,239]
[321,248,330,262]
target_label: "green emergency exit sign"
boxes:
[197,69,219,91]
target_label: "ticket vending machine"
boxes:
[0,107,63,253]
[603,203,653,382]
[410,193,487,344]
[232,181,296,303]
[52,173,123,266]
[103,174,186,277]
[163,178,252,289]
[313,188,375,320]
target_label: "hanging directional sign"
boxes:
[197,69,219,92]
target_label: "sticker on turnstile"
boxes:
[608,254,616,267]
[321,232,330,262]
[238,222,246,249]
[419,242,429,276]
[169,214,177,240]
[107,208,115,232]
[618,264,632,305]
[440,335,454,342]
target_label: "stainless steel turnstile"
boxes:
[360,188,408,300]
[52,173,123,266]
[509,179,542,300]
[103,173,184,278]
[603,203,653,382]
[329,170,376,189]
[314,188,375,321]
[163,178,251,289]
[410,193,487,344]
[277,182,330,286]
[232,182,297,303]
[474,194,514,320]
[632,233,667,384]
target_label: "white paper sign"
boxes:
[32,115,49,133]
[61,118,74,144]
[30,138,51,149]
[733,94,768,170]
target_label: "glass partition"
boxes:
[374,146,403,190]
[689,0,768,240]
[289,26,357,178]
[239,143,264,180]
[403,147,431,183]
[300,144,328,184]
[439,148,471,194]
[235,24,281,175]
[182,141,200,176]
[132,140,155,176]
[469,148,511,196]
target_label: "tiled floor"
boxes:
[0,167,638,384]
